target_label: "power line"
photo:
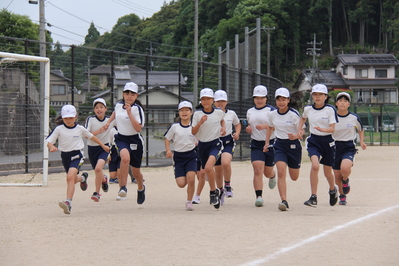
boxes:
[112,0,157,16]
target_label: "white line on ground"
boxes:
[242,204,399,266]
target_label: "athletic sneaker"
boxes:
[210,189,220,206]
[80,172,89,191]
[278,200,289,211]
[342,178,350,194]
[329,185,339,206]
[225,185,233,197]
[339,194,347,205]
[109,178,119,184]
[59,201,71,214]
[255,196,264,207]
[91,192,100,202]
[185,202,194,211]
[131,178,137,184]
[137,185,146,204]
[304,195,317,207]
[268,176,276,189]
[118,186,127,198]
[116,196,126,201]
[192,195,201,204]
[102,175,109,193]
[219,189,225,205]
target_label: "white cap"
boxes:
[61,105,76,118]
[252,85,268,97]
[178,101,193,110]
[311,84,328,94]
[214,90,228,101]
[124,82,138,93]
[275,87,290,98]
[200,88,214,99]
[336,92,351,102]
[93,98,107,107]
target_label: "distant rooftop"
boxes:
[333,54,399,66]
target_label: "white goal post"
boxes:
[0,52,50,186]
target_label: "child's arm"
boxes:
[263,127,274,152]
[192,115,207,135]
[103,111,115,130]
[220,119,226,136]
[164,139,173,158]
[126,105,143,132]
[358,130,367,150]
[232,123,241,140]
[297,117,306,140]
[47,142,58,152]
[90,135,110,153]
[314,123,335,133]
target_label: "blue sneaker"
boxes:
[109,178,119,184]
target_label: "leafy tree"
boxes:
[84,22,100,46]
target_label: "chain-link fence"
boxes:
[0,37,283,176]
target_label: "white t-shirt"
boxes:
[302,104,338,136]
[114,101,145,136]
[164,122,196,152]
[333,112,363,141]
[222,109,240,137]
[192,108,225,142]
[246,105,275,141]
[85,115,115,146]
[268,108,301,139]
[46,124,93,152]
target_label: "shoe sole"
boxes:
[255,199,264,207]
[268,178,276,189]
[278,203,288,211]
[118,190,127,197]
[80,183,87,191]
[59,201,71,214]
[116,196,126,201]
[91,196,100,202]
[192,201,200,204]
[304,201,317,208]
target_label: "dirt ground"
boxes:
[1,146,399,266]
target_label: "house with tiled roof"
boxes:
[294,54,399,105]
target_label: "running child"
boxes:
[164,101,197,211]
[46,104,110,214]
[332,92,367,205]
[213,90,241,199]
[105,82,146,204]
[298,84,339,207]
[246,85,276,207]
[265,88,302,211]
[85,98,114,202]
[192,88,226,209]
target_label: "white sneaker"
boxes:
[192,195,200,204]
[118,187,127,197]
[185,202,194,211]
[268,177,276,189]
[255,196,264,207]
[116,196,126,201]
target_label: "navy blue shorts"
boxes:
[61,150,84,173]
[108,145,120,172]
[173,149,198,178]
[333,140,357,170]
[198,139,223,169]
[88,145,109,169]
[250,139,275,167]
[215,135,236,166]
[273,138,302,169]
[115,133,144,168]
[306,134,336,167]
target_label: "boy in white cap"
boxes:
[265,88,302,211]
[105,82,146,204]
[192,88,226,209]
[46,104,110,214]
[164,101,197,211]
[213,90,241,200]
[85,98,115,202]
[246,85,277,207]
[333,92,367,205]
[298,84,339,207]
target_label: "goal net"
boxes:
[0,52,50,186]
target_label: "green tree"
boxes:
[84,22,100,46]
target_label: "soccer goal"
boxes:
[0,52,50,186]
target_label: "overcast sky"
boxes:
[1,0,168,45]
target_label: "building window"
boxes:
[375,69,387,78]
[52,84,66,95]
[342,67,347,75]
[355,69,368,78]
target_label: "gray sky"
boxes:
[1,0,168,45]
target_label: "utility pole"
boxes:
[193,0,199,104]
[263,27,275,76]
[146,42,156,71]
[306,34,322,84]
